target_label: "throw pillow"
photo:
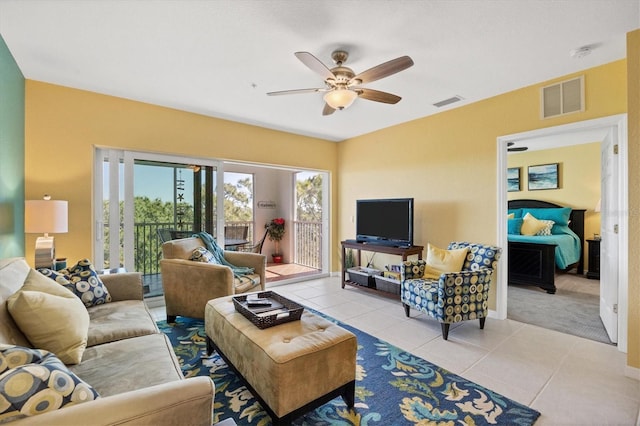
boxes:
[423,243,469,280]
[39,259,111,308]
[190,247,218,264]
[507,212,515,219]
[536,219,555,236]
[0,349,99,421]
[7,286,90,365]
[507,218,523,235]
[0,345,48,375]
[520,212,548,236]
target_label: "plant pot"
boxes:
[272,254,283,264]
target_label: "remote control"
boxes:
[247,299,272,307]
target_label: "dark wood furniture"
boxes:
[586,238,601,279]
[507,199,585,294]
[341,240,423,289]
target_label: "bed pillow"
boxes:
[507,218,523,235]
[423,243,469,280]
[521,212,548,236]
[536,219,555,236]
[522,207,571,226]
[508,208,523,219]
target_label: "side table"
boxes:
[586,239,600,280]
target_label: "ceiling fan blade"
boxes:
[357,88,401,104]
[267,88,326,96]
[322,103,336,116]
[295,52,336,81]
[350,56,414,85]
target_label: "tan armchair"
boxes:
[160,237,266,322]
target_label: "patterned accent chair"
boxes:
[401,242,502,340]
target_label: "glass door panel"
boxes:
[95,149,221,298]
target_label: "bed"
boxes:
[507,199,585,294]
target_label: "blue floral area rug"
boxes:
[158,315,540,426]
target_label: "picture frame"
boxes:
[528,163,559,190]
[507,167,521,192]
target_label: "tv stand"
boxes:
[341,240,424,290]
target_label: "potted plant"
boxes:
[265,217,285,263]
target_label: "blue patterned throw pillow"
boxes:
[0,346,99,421]
[190,247,219,264]
[0,345,48,375]
[39,259,112,308]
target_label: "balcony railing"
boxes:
[104,220,322,297]
[294,220,322,269]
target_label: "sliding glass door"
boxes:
[94,149,223,297]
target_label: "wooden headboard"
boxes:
[508,199,586,272]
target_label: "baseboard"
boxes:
[625,364,640,381]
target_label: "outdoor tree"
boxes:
[296,173,322,222]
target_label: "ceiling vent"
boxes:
[433,95,464,108]
[541,76,584,119]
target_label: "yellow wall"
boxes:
[626,30,640,371]
[338,59,633,365]
[507,142,601,269]
[24,81,339,269]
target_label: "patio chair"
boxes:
[239,229,268,254]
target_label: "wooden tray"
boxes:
[233,291,304,329]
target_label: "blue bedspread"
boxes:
[508,226,581,270]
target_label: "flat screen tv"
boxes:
[356,198,414,247]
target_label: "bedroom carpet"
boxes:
[507,282,613,345]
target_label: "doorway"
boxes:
[496,114,628,352]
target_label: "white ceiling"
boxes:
[0,0,638,142]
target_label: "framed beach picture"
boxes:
[507,167,521,192]
[528,163,559,190]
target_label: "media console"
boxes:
[341,240,424,291]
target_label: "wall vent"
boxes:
[541,76,584,119]
[433,95,464,108]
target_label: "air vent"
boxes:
[541,76,584,119]
[433,95,464,108]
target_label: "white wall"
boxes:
[225,163,294,261]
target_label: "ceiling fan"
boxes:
[267,50,414,116]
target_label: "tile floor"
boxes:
[150,276,640,426]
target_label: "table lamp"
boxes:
[25,195,68,269]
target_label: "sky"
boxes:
[104,162,318,203]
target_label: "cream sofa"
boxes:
[0,257,214,425]
[160,237,266,322]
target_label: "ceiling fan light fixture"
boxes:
[323,88,357,110]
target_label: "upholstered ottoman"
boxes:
[205,295,357,425]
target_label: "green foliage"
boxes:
[265,218,285,242]
[224,177,253,221]
[296,174,322,221]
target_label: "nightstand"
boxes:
[586,239,600,279]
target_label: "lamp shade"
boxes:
[323,89,358,110]
[25,200,68,234]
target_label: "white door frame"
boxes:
[495,114,628,352]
